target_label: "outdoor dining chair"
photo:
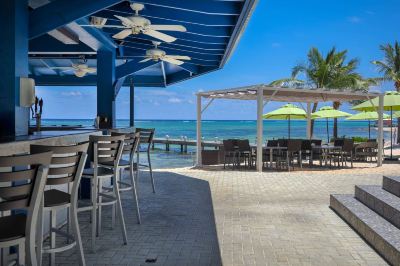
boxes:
[223,139,238,169]
[30,142,88,266]
[135,128,156,193]
[0,151,52,266]
[80,135,127,252]
[110,131,141,224]
[276,139,302,171]
[355,141,378,162]
[237,139,253,168]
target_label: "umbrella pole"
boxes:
[391,107,393,159]
[368,120,371,140]
[288,116,291,139]
[326,118,329,143]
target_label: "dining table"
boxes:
[312,145,342,166]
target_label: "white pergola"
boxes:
[196,84,385,172]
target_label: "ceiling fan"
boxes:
[139,41,191,65]
[42,59,96,77]
[85,3,186,43]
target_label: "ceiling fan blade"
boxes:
[114,15,134,27]
[162,57,184,65]
[113,29,132,39]
[84,67,97,73]
[74,70,87,78]
[148,25,186,32]
[166,55,191,60]
[144,29,176,43]
[49,67,74,69]
[139,58,153,63]
[81,24,127,29]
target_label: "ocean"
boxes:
[37,119,385,168]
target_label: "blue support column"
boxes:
[0,0,30,137]
[129,78,135,127]
[97,49,116,128]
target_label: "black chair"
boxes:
[277,139,302,171]
[310,139,323,165]
[237,139,253,168]
[301,140,312,164]
[223,140,238,169]
[341,139,355,167]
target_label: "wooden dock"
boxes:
[152,138,222,152]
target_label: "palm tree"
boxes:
[270,47,369,138]
[372,41,400,142]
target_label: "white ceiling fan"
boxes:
[139,41,191,65]
[41,59,96,77]
[84,3,186,43]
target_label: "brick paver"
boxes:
[47,168,388,265]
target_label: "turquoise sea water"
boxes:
[37,119,385,168]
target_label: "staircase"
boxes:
[330,176,400,265]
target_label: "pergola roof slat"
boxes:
[198,84,380,102]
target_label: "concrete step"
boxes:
[383,176,400,197]
[330,194,400,265]
[355,185,400,229]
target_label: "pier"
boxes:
[152,138,223,152]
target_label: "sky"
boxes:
[36,0,400,120]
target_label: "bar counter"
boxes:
[0,129,101,156]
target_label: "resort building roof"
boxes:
[28,0,258,87]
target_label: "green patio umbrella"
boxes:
[263,103,307,139]
[312,106,351,142]
[346,111,390,139]
[353,91,400,159]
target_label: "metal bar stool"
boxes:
[109,132,141,224]
[135,128,155,193]
[0,152,52,266]
[80,135,127,252]
[31,142,89,266]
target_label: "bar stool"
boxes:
[135,128,155,193]
[80,135,127,252]
[0,152,52,266]
[109,132,141,224]
[31,142,89,266]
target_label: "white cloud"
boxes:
[347,16,362,24]
[61,91,82,97]
[168,97,182,103]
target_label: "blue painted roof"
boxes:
[28,0,257,87]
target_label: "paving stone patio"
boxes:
[48,168,389,265]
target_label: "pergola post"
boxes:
[377,94,384,166]
[256,88,263,172]
[196,94,202,167]
[306,102,312,139]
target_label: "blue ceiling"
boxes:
[28,0,257,87]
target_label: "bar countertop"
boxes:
[0,129,101,156]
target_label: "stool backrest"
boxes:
[30,142,89,186]
[0,152,52,213]
[89,135,125,168]
[111,132,140,158]
[135,128,154,150]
